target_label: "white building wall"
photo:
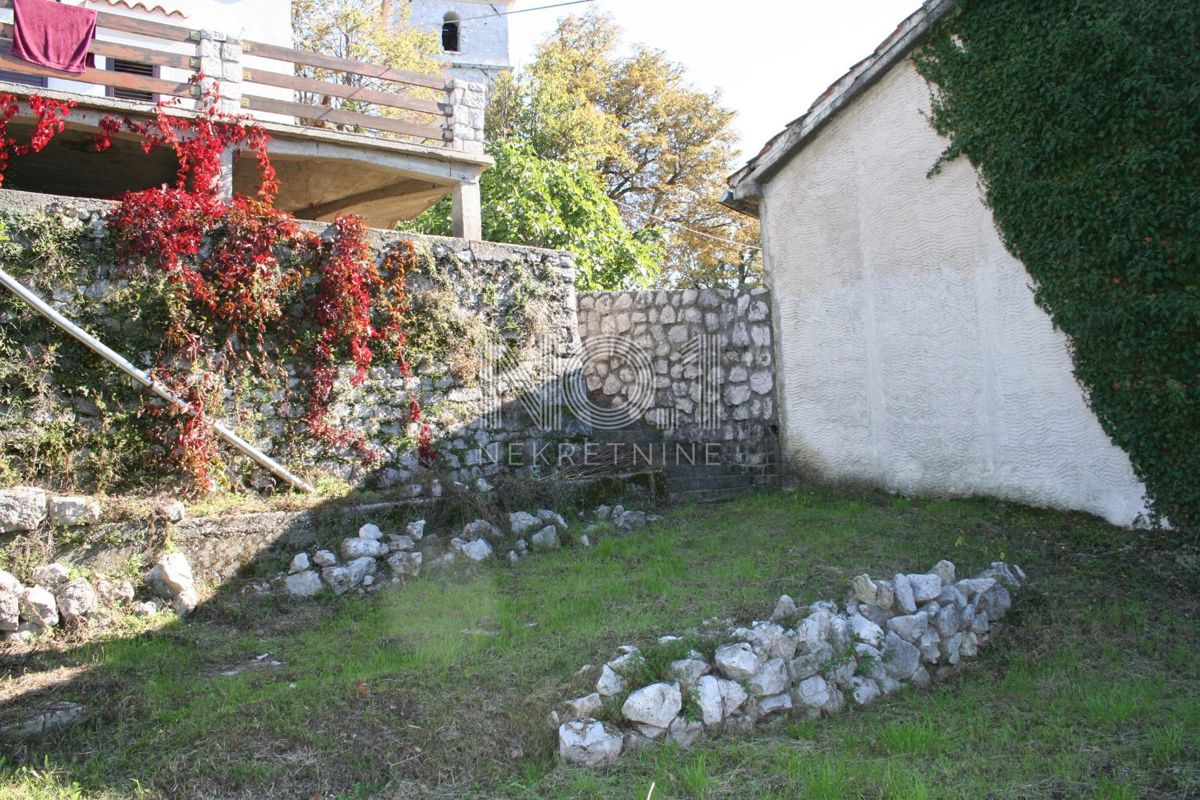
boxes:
[759,58,1147,526]
[408,0,511,84]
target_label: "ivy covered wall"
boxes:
[915,1,1200,529]
[0,191,578,498]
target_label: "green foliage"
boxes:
[410,141,663,290]
[0,213,164,493]
[914,0,1200,529]
[486,10,759,289]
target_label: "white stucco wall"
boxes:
[758,58,1147,526]
[408,0,511,83]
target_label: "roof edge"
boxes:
[722,0,956,217]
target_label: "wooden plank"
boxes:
[0,24,196,70]
[241,39,447,92]
[243,68,448,118]
[241,93,449,141]
[0,0,198,42]
[0,47,197,98]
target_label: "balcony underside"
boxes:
[0,86,489,229]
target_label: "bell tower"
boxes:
[407,0,517,85]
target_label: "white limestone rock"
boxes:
[48,495,101,527]
[595,664,627,697]
[405,519,425,539]
[537,508,569,531]
[795,674,831,709]
[621,682,682,729]
[874,579,896,611]
[758,692,793,716]
[284,570,323,597]
[346,557,377,587]
[508,511,541,536]
[562,693,602,722]
[694,675,748,727]
[667,716,703,747]
[461,518,502,542]
[714,641,759,681]
[882,631,921,680]
[747,621,796,660]
[453,537,494,562]
[769,594,797,622]
[288,553,310,574]
[32,563,70,594]
[748,657,788,696]
[171,587,199,615]
[312,550,338,568]
[850,676,881,706]
[20,586,58,627]
[558,719,622,767]
[154,500,186,523]
[668,658,711,689]
[906,573,942,603]
[321,566,353,595]
[0,487,47,533]
[144,553,194,599]
[893,573,917,614]
[849,613,885,648]
[530,526,561,550]
[0,586,19,632]
[933,603,962,638]
[388,535,416,552]
[887,613,928,644]
[850,574,878,605]
[930,560,956,586]
[386,550,422,577]
[340,538,387,561]
[0,570,21,594]
[55,579,97,623]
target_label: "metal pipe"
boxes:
[0,267,315,493]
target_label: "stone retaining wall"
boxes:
[0,190,782,497]
[576,288,779,483]
[0,190,579,496]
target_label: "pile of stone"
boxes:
[1,550,203,642]
[555,560,1025,767]
[279,503,658,598]
[0,487,102,533]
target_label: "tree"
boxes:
[290,0,442,117]
[407,140,662,290]
[488,10,762,287]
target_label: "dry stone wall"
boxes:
[0,191,579,497]
[0,190,781,498]
[576,288,779,485]
[555,559,1027,766]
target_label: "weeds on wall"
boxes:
[915,1,1200,530]
[0,83,433,492]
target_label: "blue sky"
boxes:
[507,0,921,163]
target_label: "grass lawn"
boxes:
[1,486,1197,799]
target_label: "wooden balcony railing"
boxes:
[239,39,453,143]
[0,0,463,148]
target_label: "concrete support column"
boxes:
[451,179,482,240]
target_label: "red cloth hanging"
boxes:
[11,0,97,73]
